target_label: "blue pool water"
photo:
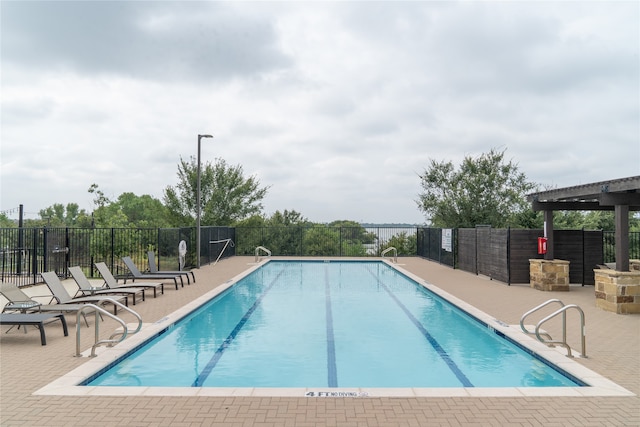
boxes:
[86,261,581,388]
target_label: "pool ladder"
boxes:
[255,246,271,263]
[75,298,142,357]
[381,247,398,263]
[520,299,586,358]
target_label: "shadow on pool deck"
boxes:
[1,256,638,426]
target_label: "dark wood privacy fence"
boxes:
[439,228,604,285]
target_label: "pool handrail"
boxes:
[520,299,564,338]
[535,304,586,358]
[75,298,142,357]
[255,246,271,263]
[520,299,587,358]
[381,247,398,263]
[209,238,235,266]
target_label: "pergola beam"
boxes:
[599,192,640,207]
[532,201,608,211]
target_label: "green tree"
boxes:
[0,213,14,228]
[553,211,639,232]
[553,211,588,230]
[267,210,309,227]
[234,214,267,228]
[632,214,640,232]
[233,214,267,255]
[299,221,372,257]
[233,213,376,256]
[303,226,340,256]
[89,185,170,228]
[234,210,314,255]
[417,148,536,228]
[113,193,171,228]
[88,183,113,226]
[581,211,614,231]
[512,209,543,229]
[263,210,310,255]
[380,232,417,256]
[37,203,92,227]
[328,220,376,245]
[88,183,111,207]
[163,157,270,227]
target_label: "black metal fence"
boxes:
[603,230,640,263]
[0,225,409,286]
[416,227,456,267]
[1,225,637,288]
[234,226,417,257]
[0,226,234,287]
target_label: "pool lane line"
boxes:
[366,267,474,387]
[324,264,338,387]
[192,268,286,387]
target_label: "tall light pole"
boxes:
[196,134,213,268]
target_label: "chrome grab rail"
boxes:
[209,238,235,266]
[520,299,564,340]
[381,247,397,263]
[255,246,271,263]
[75,298,142,357]
[520,299,586,358]
[535,304,586,358]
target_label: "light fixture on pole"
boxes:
[196,134,213,268]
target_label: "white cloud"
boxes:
[1,1,638,223]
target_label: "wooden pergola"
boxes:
[527,176,640,271]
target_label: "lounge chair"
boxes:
[0,313,68,345]
[147,251,195,284]
[69,266,146,305]
[95,262,164,297]
[0,280,90,327]
[122,256,183,289]
[41,271,126,314]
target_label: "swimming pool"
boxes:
[85,260,581,388]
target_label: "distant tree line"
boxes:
[1,148,636,234]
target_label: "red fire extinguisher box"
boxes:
[537,237,547,255]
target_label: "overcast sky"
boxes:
[1,1,638,224]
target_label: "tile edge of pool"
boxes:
[33,259,636,398]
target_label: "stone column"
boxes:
[529,259,570,291]
[594,268,640,314]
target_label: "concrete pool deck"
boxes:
[1,256,638,426]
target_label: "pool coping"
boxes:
[34,259,635,398]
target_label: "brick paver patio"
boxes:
[1,257,638,426]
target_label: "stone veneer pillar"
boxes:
[594,265,640,314]
[529,259,570,292]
